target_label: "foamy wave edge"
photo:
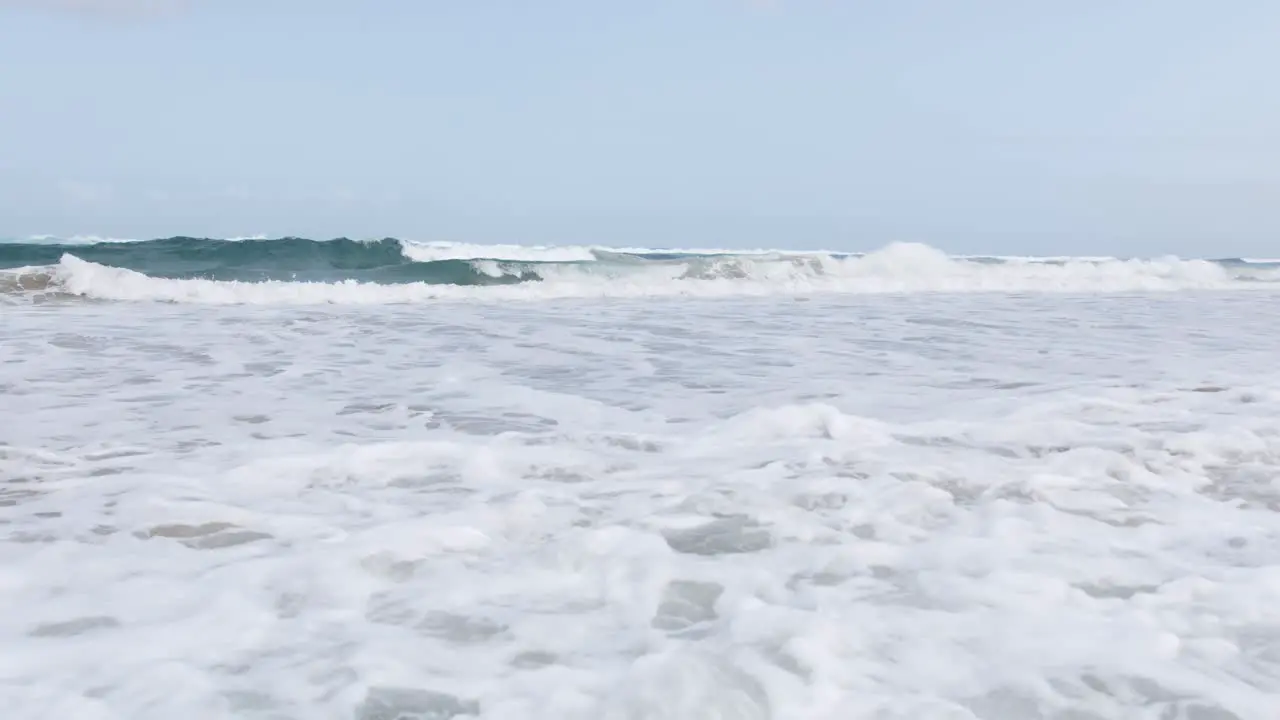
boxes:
[3,243,1274,305]
[396,239,794,262]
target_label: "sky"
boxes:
[1,0,1277,256]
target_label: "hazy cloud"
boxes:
[0,0,187,18]
[57,180,115,205]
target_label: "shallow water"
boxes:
[3,292,1279,719]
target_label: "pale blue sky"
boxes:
[2,0,1277,256]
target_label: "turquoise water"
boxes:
[4,236,1275,286]
[2,237,1278,305]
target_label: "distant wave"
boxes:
[0,237,538,286]
[17,234,269,244]
[2,236,1278,305]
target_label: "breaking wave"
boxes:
[1,236,1277,305]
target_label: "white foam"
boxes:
[4,291,1279,718]
[19,234,142,245]
[976,254,1122,263]
[399,241,601,263]
[397,240,816,262]
[35,242,1273,305]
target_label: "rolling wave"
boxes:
[2,236,1278,305]
[0,237,538,285]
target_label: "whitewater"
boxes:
[2,236,1279,305]
[2,236,1279,719]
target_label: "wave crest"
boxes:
[1,241,1272,305]
[399,241,599,263]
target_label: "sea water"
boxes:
[2,238,1279,719]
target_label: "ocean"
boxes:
[2,236,1279,719]
[3,236,1279,303]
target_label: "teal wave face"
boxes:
[4,238,1277,297]
[0,237,539,285]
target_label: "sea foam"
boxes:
[2,241,1271,305]
[3,290,1278,718]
